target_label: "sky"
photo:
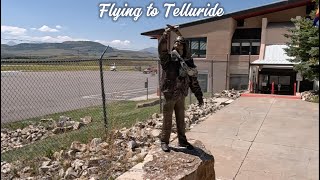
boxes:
[1,0,280,50]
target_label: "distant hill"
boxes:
[6,41,17,46]
[139,47,157,55]
[1,41,158,59]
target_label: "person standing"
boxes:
[158,25,204,152]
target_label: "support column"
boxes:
[259,18,268,60]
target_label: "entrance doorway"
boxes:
[257,68,296,95]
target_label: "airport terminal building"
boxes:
[142,0,318,95]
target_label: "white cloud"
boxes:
[55,25,62,29]
[30,28,37,30]
[95,39,131,48]
[1,25,27,35]
[4,35,88,43]
[38,25,59,32]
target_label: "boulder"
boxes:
[70,141,87,152]
[117,140,215,180]
[81,116,92,124]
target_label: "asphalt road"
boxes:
[1,71,159,123]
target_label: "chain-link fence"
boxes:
[1,58,161,162]
[1,54,250,167]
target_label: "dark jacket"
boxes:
[158,33,203,101]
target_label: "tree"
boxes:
[284,1,319,80]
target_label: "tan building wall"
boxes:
[163,5,307,92]
[168,18,237,92]
[169,18,236,60]
[265,25,293,45]
[229,55,259,74]
[242,6,306,28]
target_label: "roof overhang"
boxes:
[141,0,312,38]
[260,65,294,69]
[251,44,297,65]
[251,61,298,65]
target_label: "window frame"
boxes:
[186,37,207,58]
[229,74,249,90]
[231,39,260,55]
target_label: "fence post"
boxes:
[225,54,229,90]
[211,60,214,98]
[99,46,109,130]
[271,82,274,94]
[294,82,297,96]
[189,88,192,105]
[158,60,162,113]
[146,78,149,100]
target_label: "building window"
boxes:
[231,28,261,55]
[231,42,240,55]
[229,74,249,90]
[186,38,207,58]
[237,19,244,27]
[197,73,208,92]
[231,40,260,55]
[251,42,261,55]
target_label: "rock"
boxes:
[59,168,65,177]
[57,116,71,127]
[138,152,148,160]
[71,159,85,170]
[73,121,83,130]
[301,90,318,102]
[125,151,134,159]
[66,150,76,158]
[117,140,215,180]
[75,152,84,159]
[1,162,11,174]
[151,113,159,119]
[154,122,163,129]
[97,142,109,150]
[53,150,64,160]
[81,116,92,124]
[128,155,140,162]
[87,167,99,175]
[88,157,102,167]
[41,161,51,167]
[151,129,161,137]
[89,138,102,151]
[21,166,32,173]
[221,99,234,105]
[52,127,62,134]
[41,118,57,128]
[128,140,138,150]
[70,141,87,152]
[39,161,52,173]
[64,167,78,179]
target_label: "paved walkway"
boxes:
[187,97,319,180]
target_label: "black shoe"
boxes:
[161,143,170,152]
[179,141,194,150]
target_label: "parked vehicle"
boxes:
[143,67,157,74]
[110,63,117,71]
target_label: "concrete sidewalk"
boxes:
[187,97,319,180]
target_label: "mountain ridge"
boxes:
[1,41,158,59]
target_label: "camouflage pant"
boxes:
[160,96,188,144]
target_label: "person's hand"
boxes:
[197,97,204,107]
[164,27,171,32]
[163,26,172,36]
